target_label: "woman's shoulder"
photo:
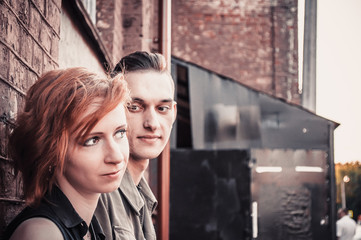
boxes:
[9,217,63,240]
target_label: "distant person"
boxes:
[95,51,177,239]
[337,208,356,240]
[353,214,361,240]
[3,67,130,240]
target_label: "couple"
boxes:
[4,51,177,240]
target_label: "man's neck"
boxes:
[127,158,149,185]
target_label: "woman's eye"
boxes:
[115,129,127,139]
[83,137,99,146]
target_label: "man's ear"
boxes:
[172,101,177,124]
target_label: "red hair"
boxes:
[9,67,129,206]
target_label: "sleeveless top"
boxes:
[3,186,105,240]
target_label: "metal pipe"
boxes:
[329,123,337,240]
[341,180,346,209]
[302,0,317,111]
[157,1,171,240]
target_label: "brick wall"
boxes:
[96,0,122,65]
[96,0,160,66]
[172,0,300,104]
[0,0,61,236]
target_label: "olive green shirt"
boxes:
[95,169,158,240]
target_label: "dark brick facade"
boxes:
[96,0,160,66]
[172,0,300,104]
[0,0,61,235]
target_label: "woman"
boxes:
[4,67,130,240]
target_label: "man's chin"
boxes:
[130,151,163,161]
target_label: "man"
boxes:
[336,208,356,240]
[95,51,177,240]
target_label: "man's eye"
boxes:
[83,137,99,146]
[115,129,127,139]
[127,104,141,112]
[158,106,170,112]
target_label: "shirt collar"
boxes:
[45,186,84,229]
[119,169,158,214]
[91,215,106,240]
[138,176,158,212]
[45,186,105,239]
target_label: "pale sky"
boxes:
[300,0,361,164]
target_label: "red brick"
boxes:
[0,159,23,199]
[43,54,56,73]
[19,28,33,64]
[27,72,38,90]
[51,0,62,11]
[0,0,61,235]
[0,200,25,233]
[96,0,116,63]
[96,0,159,66]
[50,32,59,60]
[172,0,300,104]
[47,0,61,35]
[14,0,30,26]
[29,4,42,40]
[39,26,51,53]
[4,9,20,53]
[0,5,8,35]
[0,43,10,78]
[32,43,43,74]
[8,53,28,91]
[32,0,45,14]
[0,87,21,165]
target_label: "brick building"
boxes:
[172,0,300,104]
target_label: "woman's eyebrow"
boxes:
[131,97,173,103]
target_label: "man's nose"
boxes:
[143,108,160,130]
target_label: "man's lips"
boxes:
[137,135,161,139]
[137,135,162,143]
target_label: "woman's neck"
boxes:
[55,181,99,226]
[70,193,99,225]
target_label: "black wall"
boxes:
[170,149,252,240]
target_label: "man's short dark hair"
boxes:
[112,51,166,77]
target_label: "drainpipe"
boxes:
[302,0,317,112]
[158,1,171,240]
[160,0,171,64]
[329,123,337,240]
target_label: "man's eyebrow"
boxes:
[131,97,144,102]
[131,97,173,103]
[161,98,173,103]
